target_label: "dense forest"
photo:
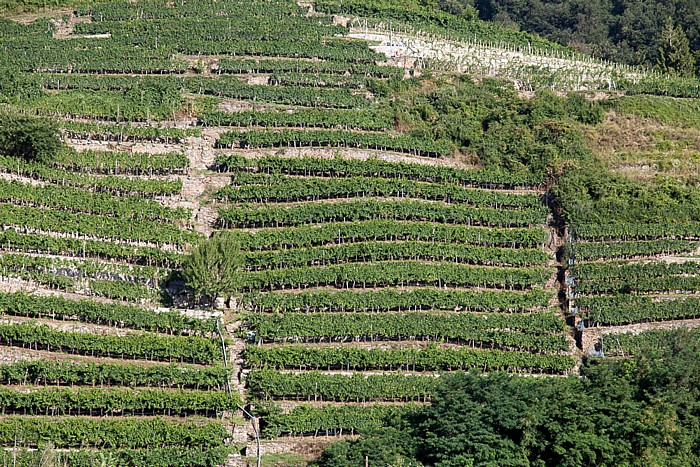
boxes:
[463,0,700,77]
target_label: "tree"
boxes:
[0,112,61,163]
[182,234,243,304]
[657,18,696,77]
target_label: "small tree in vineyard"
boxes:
[0,112,61,163]
[182,233,243,305]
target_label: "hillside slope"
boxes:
[1,0,700,465]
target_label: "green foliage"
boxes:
[0,416,228,448]
[245,288,552,314]
[61,119,200,143]
[0,153,183,197]
[0,359,227,389]
[0,321,222,364]
[473,0,700,77]
[0,228,183,267]
[0,0,101,14]
[578,295,700,326]
[216,172,540,208]
[0,112,61,163]
[183,234,244,302]
[317,427,420,467]
[52,148,189,175]
[216,154,544,188]
[609,94,700,129]
[230,220,547,251]
[0,178,190,221]
[657,19,697,77]
[245,344,575,373]
[390,77,596,173]
[245,311,566,350]
[262,403,421,438]
[319,333,700,465]
[0,202,197,244]
[553,163,700,226]
[0,69,43,102]
[0,291,217,335]
[0,386,237,416]
[216,129,451,158]
[575,260,700,295]
[249,370,439,402]
[238,262,552,293]
[567,93,606,125]
[219,199,548,229]
[201,108,393,132]
[8,447,235,467]
[241,241,549,270]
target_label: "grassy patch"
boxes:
[609,95,700,130]
[583,111,700,180]
[248,453,308,467]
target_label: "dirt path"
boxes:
[52,14,93,39]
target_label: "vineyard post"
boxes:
[238,404,261,467]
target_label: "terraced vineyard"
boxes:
[213,154,573,439]
[0,144,240,465]
[569,222,700,358]
[3,0,700,463]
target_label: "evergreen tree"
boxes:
[656,19,696,77]
[182,234,243,303]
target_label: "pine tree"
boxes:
[656,18,696,78]
[182,234,243,304]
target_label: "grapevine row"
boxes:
[0,203,199,245]
[216,129,451,157]
[574,239,699,260]
[249,370,437,402]
[262,403,419,438]
[595,328,700,356]
[0,179,190,222]
[219,200,549,229]
[578,295,700,325]
[217,58,402,79]
[0,229,184,268]
[575,223,700,241]
[0,155,183,197]
[244,288,553,313]
[188,77,369,109]
[230,220,548,251]
[245,345,576,373]
[0,322,222,364]
[217,173,541,208]
[200,109,392,131]
[216,154,545,189]
[0,360,226,390]
[245,312,568,351]
[243,241,550,270]
[0,386,237,417]
[0,416,227,448]
[53,149,189,175]
[575,275,700,295]
[268,72,375,89]
[4,447,232,467]
[239,261,552,292]
[574,260,700,279]
[61,119,201,143]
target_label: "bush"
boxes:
[182,234,243,303]
[0,112,62,163]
